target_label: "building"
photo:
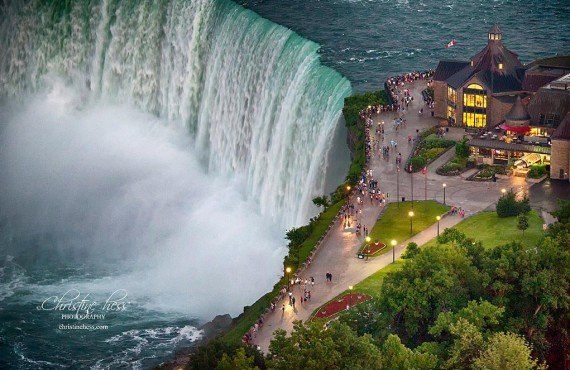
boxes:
[433,25,570,181]
[551,113,570,180]
[433,25,526,128]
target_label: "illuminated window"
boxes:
[463,112,487,127]
[447,86,457,103]
[463,93,487,108]
[498,63,503,70]
[447,105,456,121]
[467,84,484,90]
[530,127,545,136]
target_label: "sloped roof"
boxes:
[433,60,470,81]
[527,88,570,127]
[489,24,502,34]
[527,55,570,69]
[552,113,570,140]
[469,138,551,154]
[505,96,531,121]
[444,27,524,93]
[523,72,565,92]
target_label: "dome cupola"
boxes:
[488,24,502,42]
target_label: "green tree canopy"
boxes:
[473,332,543,370]
[268,321,382,370]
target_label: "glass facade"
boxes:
[447,105,456,122]
[462,112,487,127]
[462,84,487,127]
[447,86,457,103]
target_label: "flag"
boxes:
[445,39,457,48]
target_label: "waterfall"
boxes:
[0,0,352,227]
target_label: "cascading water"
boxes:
[1,0,351,227]
[0,0,351,367]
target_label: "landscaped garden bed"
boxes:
[407,128,455,172]
[467,164,511,181]
[313,292,372,319]
[527,164,548,180]
[359,241,386,256]
[436,137,474,176]
[436,156,475,176]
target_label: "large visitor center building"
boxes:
[433,26,570,181]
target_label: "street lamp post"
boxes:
[442,183,447,205]
[348,285,354,308]
[391,239,397,263]
[410,171,414,209]
[501,188,507,195]
[436,215,441,236]
[397,166,400,208]
[408,210,414,236]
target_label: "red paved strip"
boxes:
[314,293,372,318]
[363,242,386,256]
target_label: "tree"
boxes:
[484,238,570,362]
[402,242,420,259]
[380,334,438,370]
[552,199,570,224]
[185,339,265,370]
[217,348,259,370]
[455,138,470,158]
[410,156,427,171]
[517,213,529,235]
[268,321,382,370]
[373,243,487,346]
[473,332,542,370]
[312,195,329,209]
[496,190,519,217]
[428,300,505,369]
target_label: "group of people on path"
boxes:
[243,70,435,347]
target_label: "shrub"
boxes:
[402,242,420,259]
[442,162,463,173]
[517,213,529,234]
[455,138,470,158]
[496,191,530,218]
[410,156,427,171]
[528,164,547,179]
[421,147,446,161]
[423,135,454,149]
[496,191,519,217]
[286,224,313,246]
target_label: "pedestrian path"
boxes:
[251,79,531,352]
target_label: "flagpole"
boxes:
[397,166,400,208]
[410,166,414,209]
[424,168,427,200]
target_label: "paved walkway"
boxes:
[251,79,533,352]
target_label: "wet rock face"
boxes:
[158,314,233,369]
[199,314,233,338]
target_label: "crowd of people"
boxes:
[242,69,438,346]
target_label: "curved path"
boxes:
[252,79,531,352]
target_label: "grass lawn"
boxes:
[353,259,404,298]
[422,210,544,250]
[298,199,346,263]
[362,200,450,255]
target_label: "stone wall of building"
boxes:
[433,80,447,119]
[489,96,513,127]
[550,139,570,181]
